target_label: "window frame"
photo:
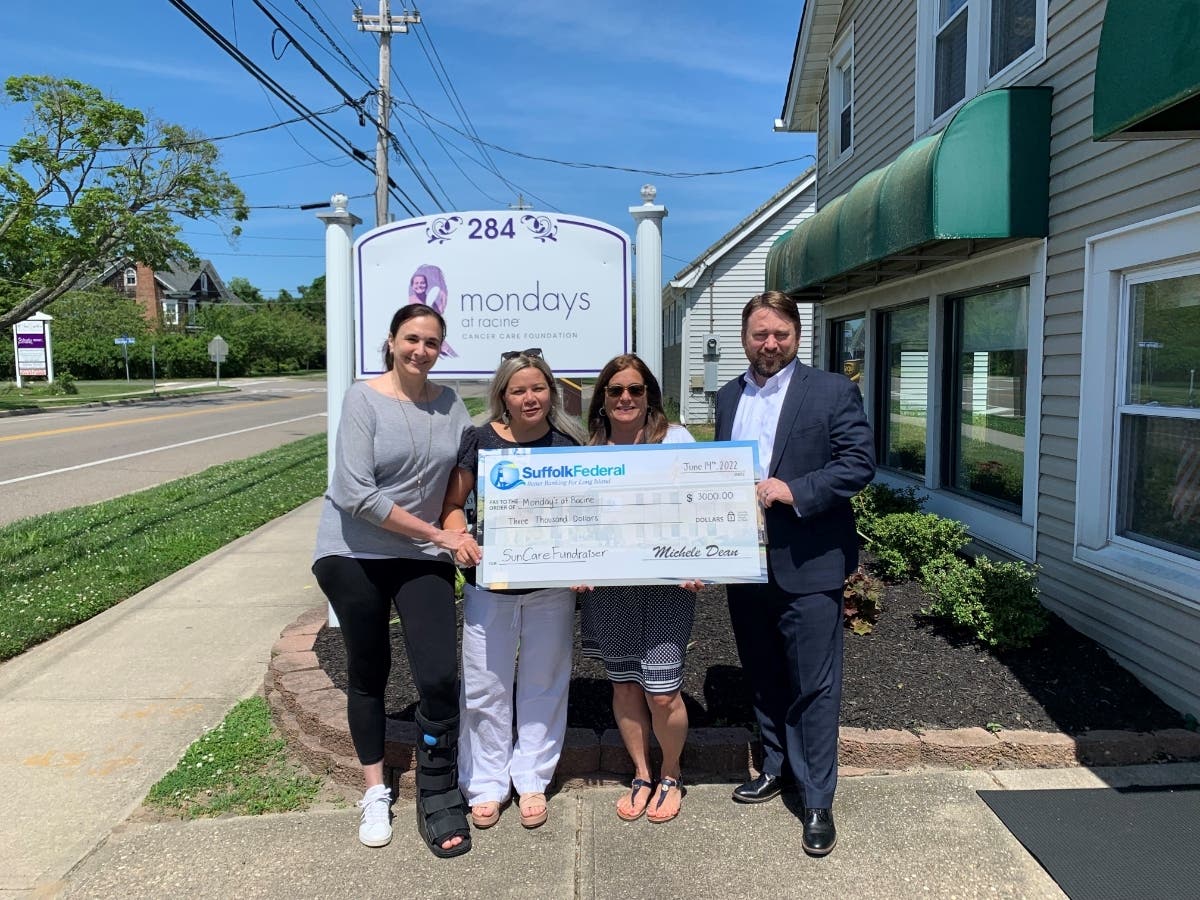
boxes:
[820,241,1045,559]
[875,301,932,481]
[828,27,855,169]
[123,267,138,287]
[914,0,1047,138]
[1078,205,1200,601]
[941,280,1030,513]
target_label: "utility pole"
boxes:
[509,194,533,211]
[354,1,421,228]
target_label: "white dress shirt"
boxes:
[730,359,797,481]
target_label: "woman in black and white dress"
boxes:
[577,354,702,825]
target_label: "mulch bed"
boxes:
[312,577,1185,736]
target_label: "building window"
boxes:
[1116,271,1200,560]
[934,0,969,118]
[945,283,1028,511]
[989,0,1036,77]
[829,29,855,163]
[1077,206,1200,597]
[917,0,1045,132]
[162,301,179,325]
[200,272,209,294]
[829,315,865,394]
[124,267,137,287]
[877,303,929,478]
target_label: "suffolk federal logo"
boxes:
[488,459,627,490]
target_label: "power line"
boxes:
[0,105,348,154]
[166,0,417,216]
[395,98,817,178]
[251,0,439,214]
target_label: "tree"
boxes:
[43,288,149,378]
[227,276,264,305]
[0,75,248,330]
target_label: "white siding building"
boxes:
[774,0,1200,718]
[663,169,817,425]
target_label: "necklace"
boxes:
[392,373,433,496]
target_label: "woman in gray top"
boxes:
[312,303,479,857]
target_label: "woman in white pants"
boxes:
[442,349,586,829]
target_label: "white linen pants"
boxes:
[458,583,575,805]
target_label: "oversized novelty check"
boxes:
[476,441,767,589]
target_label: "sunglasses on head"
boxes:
[604,383,647,398]
[500,347,543,361]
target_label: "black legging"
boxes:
[312,555,459,766]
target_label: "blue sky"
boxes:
[0,1,814,297]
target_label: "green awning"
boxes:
[766,87,1051,296]
[1093,0,1200,140]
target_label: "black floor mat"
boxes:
[978,784,1200,900]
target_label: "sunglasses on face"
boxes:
[604,383,647,398]
[501,347,543,361]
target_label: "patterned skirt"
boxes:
[580,585,696,693]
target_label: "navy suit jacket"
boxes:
[715,362,876,594]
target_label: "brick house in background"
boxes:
[93,258,240,326]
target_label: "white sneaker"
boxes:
[357,784,392,847]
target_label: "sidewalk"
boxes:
[4,499,1199,899]
[0,501,324,897]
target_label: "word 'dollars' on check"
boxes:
[475,442,767,589]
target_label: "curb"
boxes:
[0,387,237,418]
[266,607,1200,796]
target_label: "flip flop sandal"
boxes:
[518,792,548,829]
[471,801,502,829]
[646,776,683,824]
[616,778,655,821]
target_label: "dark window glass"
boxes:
[990,0,1036,76]
[830,316,865,394]
[947,284,1028,510]
[935,10,968,116]
[879,304,929,477]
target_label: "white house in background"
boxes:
[772,0,1200,718]
[662,168,817,425]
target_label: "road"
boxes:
[0,376,328,527]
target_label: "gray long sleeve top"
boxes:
[314,380,471,563]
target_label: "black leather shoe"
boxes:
[802,807,837,856]
[732,772,788,804]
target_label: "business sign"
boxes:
[354,210,631,378]
[14,320,48,377]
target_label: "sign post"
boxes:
[207,335,228,386]
[13,313,54,388]
[113,335,135,382]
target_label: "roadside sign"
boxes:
[208,335,228,386]
[114,336,136,346]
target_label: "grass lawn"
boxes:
[0,434,328,660]
[0,379,235,411]
[144,697,323,818]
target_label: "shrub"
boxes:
[922,555,1047,650]
[57,371,78,394]
[853,483,925,540]
[843,565,885,634]
[867,512,968,581]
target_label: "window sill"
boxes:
[1073,544,1200,609]
[872,471,1034,561]
[828,147,855,175]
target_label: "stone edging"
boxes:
[266,607,1200,796]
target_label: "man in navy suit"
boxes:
[716,291,875,856]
